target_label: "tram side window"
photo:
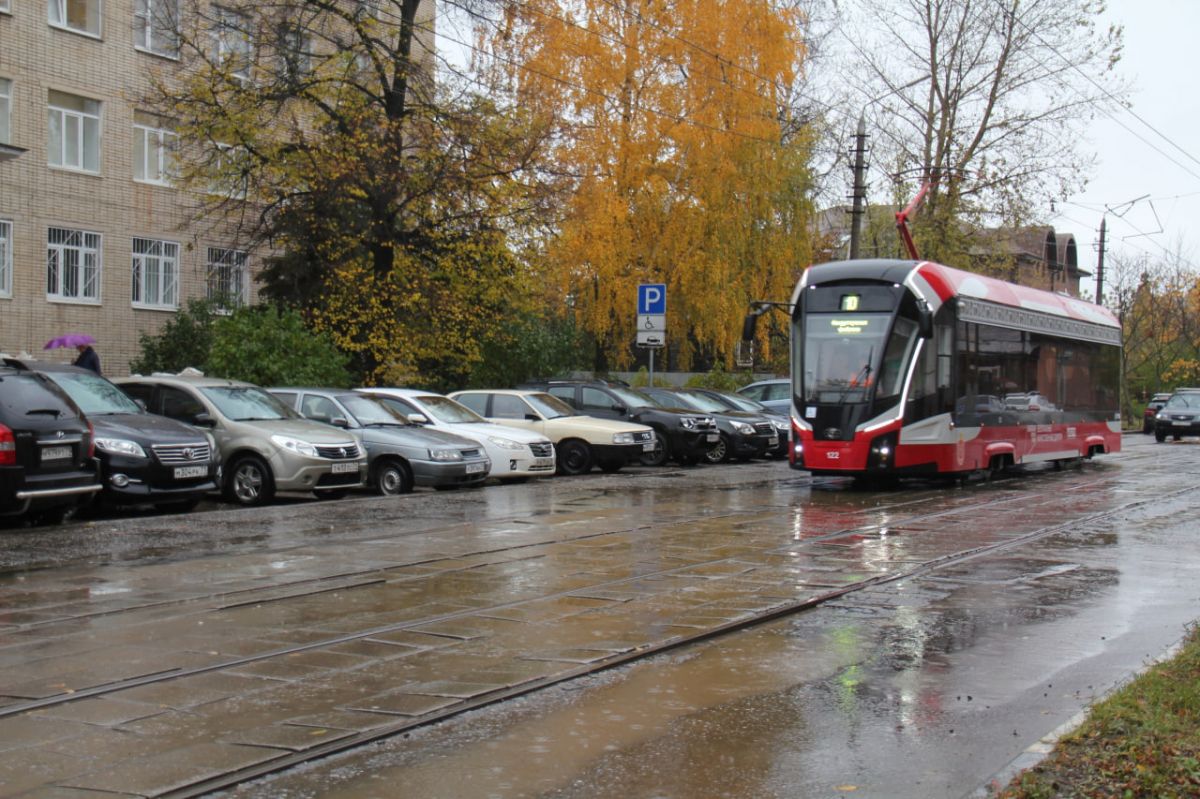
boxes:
[904,322,953,423]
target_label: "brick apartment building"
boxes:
[0,0,435,375]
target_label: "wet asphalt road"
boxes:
[1,434,1198,798]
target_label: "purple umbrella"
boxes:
[44,333,97,350]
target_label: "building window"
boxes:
[278,27,311,83]
[212,7,251,83]
[0,0,10,13]
[47,227,101,302]
[133,111,175,184]
[211,142,249,197]
[206,247,246,309]
[0,220,12,298]
[48,90,101,173]
[132,237,178,308]
[134,0,179,58]
[48,0,101,37]
[0,79,11,144]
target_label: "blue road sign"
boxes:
[638,283,666,315]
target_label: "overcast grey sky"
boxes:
[1051,0,1200,297]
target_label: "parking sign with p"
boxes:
[638,283,666,315]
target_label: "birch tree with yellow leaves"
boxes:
[480,0,817,370]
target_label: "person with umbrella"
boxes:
[44,333,101,375]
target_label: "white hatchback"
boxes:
[360,388,557,481]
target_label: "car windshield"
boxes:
[716,393,766,413]
[45,371,141,415]
[675,391,730,413]
[340,394,411,425]
[607,385,656,408]
[526,393,576,419]
[417,395,486,424]
[200,386,295,421]
[1165,394,1200,409]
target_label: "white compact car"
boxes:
[361,388,557,481]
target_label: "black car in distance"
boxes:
[641,387,778,463]
[0,360,101,524]
[1153,389,1200,443]
[33,363,221,512]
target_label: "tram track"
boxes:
[0,461,1179,799]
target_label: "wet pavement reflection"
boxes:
[1,437,1198,797]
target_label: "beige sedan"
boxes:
[449,389,656,475]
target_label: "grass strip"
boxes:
[998,623,1200,798]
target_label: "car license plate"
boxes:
[706,433,719,442]
[173,465,208,479]
[642,442,655,452]
[1173,421,1190,426]
[331,462,358,474]
[534,457,555,467]
[465,461,486,474]
[41,445,71,462]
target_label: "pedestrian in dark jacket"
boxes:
[74,344,101,375]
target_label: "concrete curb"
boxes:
[968,632,1191,798]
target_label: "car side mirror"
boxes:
[525,413,540,422]
[192,412,216,428]
[330,416,350,428]
[612,404,626,414]
[133,398,147,411]
[406,413,429,425]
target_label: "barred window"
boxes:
[47,226,101,302]
[206,247,246,310]
[134,0,179,57]
[132,237,179,308]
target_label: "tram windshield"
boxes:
[800,314,920,404]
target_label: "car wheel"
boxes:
[1174,434,1182,441]
[557,440,593,475]
[704,433,730,464]
[155,498,201,514]
[224,455,275,506]
[374,459,413,496]
[639,438,669,467]
[1155,430,1167,442]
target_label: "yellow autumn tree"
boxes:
[482,0,815,369]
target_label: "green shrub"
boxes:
[207,305,351,387]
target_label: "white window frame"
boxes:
[48,90,101,174]
[47,226,102,304]
[0,78,11,145]
[132,237,179,309]
[134,0,179,58]
[133,113,176,185]
[0,0,11,13]
[212,7,251,83]
[0,220,12,298]
[48,0,102,38]
[211,142,249,198]
[206,246,246,310]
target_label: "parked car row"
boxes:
[0,364,791,525]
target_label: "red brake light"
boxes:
[0,423,15,466]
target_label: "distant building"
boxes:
[0,0,435,373]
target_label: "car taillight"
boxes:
[0,423,15,466]
[86,420,96,459]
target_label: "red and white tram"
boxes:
[787,259,1122,478]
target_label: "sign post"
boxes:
[637,284,666,385]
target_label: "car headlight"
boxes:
[94,438,147,458]
[429,448,463,461]
[270,435,319,458]
[732,422,755,435]
[612,432,636,444]
[773,420,789,431]
[203,432,220,459]
[679,417,696,430]
[487,435,526,451]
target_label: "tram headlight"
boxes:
[867,432,898,471]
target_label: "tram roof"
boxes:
[801,259,1120,330]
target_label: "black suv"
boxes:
[0,361,101,524]
[520,379,717,465]
[1152,388,1200,443]
[32,363,221,512]
[646,387,784,462]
